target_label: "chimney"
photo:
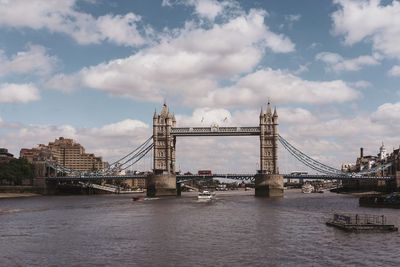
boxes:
[360,147,364,158]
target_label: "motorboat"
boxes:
[198,190,215,200]
[301,183,314,194]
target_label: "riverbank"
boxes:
[0,192,41,199]
[0,186,44,197]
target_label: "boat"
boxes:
[359,193,400,209]
[326,213,398,232]
[198,190,215,201]
[301,183,314,194]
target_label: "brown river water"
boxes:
[1,190,400,266]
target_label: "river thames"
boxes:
[1,190,400,266]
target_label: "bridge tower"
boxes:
[147,103,177,197]
[255,101,283,197]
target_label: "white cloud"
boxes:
[292,63,309,75]
[0,83,40,103]
[95,13,145,46]
[285,14,301,22]
[371,102,400,125]
[315,51,380,72]
[0,0,146,46]
[164,0,240,21]
[44,73,82,92]
[88,119,149,137]
[18,124,78,141]
[264,29,295,53]
[51,9,295,101]
[176,106,316,128]
[191,0,224,20]
[0,44,57,77]
[4,118,150,163]
[332,0,400,58]
[350,80,372,89]
[284,14,301,29]
[278,108,316,124]
[195,68,360,107]
[176,108,232,127]
[161,0,174,7]
[388,65,400,77]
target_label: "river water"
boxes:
[1,190,400,266]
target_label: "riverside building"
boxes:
[341,143,400,190]
[20,137,107,173]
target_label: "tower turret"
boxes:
[153,103,176,175]
[259,100,278,174]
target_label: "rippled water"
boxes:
[1,190,400,266]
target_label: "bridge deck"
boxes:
[45,173,393,182]
[171,127,261,136]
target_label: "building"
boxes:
[0,148,14,164]
[386,146,400,176]
[20,137,106,173]
[342,144,400,190]
[122,170,147,189]
[378,142,388,161]
[20,144,55,163]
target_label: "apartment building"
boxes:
[21,137,106,172]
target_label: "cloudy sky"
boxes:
[1,0,399,173]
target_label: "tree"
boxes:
[0,158,34,185]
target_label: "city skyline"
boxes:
[1,0,400,173]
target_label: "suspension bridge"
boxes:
[44,103,397,197]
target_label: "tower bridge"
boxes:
[149,102,281,197]
[44,102,399,197]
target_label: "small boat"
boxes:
[198,190,215,201]
[301,183,314,194]
[132,196,142,201]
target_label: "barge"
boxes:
[359,193,400,209]
[326,213,398,232]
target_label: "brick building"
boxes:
[20,137,107,173]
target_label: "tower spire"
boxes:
[266,99,272,115]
